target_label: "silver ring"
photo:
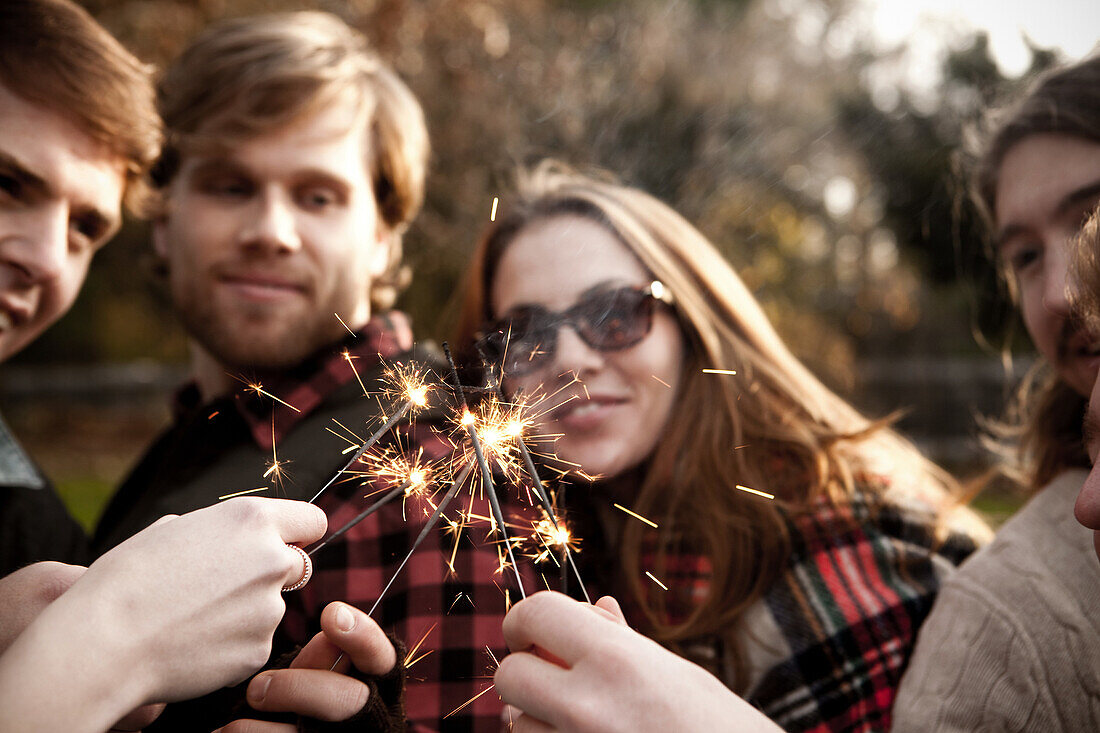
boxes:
[281,544,312,592]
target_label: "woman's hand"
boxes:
[0,497,326,733]
[495,591,782,733]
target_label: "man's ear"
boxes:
[369,225,397,279]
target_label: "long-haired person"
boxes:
[893,56,1100,731]
[453,161,988,732]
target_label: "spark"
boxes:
[651,374,672,388]
[367,460,475,616]
[444,683,496,719]
[309,400,420,504]
[243,380,301,413]
[207,411,219,420]
[264,420,288,487]
[448,593,474,613]
[702,368,738,376]
[645,571,669,591]
[735,484,775,500]
[404,624,437,669]
[490,196,499,222]
[334,312,356,336]
[613,502,658,528]
[218,486,269,500]
[343,349,369,396]
[381,362,432,408]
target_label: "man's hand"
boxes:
[216,601,399,732]
[495,591,783,733]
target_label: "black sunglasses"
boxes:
[476,281,673,377]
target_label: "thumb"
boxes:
[592,596,628,626]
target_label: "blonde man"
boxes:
[90,12,512,731]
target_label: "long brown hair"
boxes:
[453,161,981,689]
[970,56,1100,489]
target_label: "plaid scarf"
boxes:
[624,478,977,732]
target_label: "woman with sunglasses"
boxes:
[453,161,989,732]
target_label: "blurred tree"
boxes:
[6,0,1070,388]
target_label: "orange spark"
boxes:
[334,312,356,336]
[218,486,270,500]
[244,381,301,413]
[613,502,658,528]
[343,349,369,396]
[651,374,672,388]
[645,571,669,591]
[734,484,774,500]
[444,683,496,719]
[404,624,437,669]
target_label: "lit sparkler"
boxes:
[369,458,476,616]
[444,343,527,600]
[308,365,432,504]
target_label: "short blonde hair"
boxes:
[155,11,429,309]
[0,0,161,216]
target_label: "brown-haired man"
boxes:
[893,56,1100,732]
[1072,208,1100,562]
[0,0,160,576]
[92,12,530,732]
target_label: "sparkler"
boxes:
[443,343,527,600]
[308,477,414,557]
[308,365,431,504]
[368,459,476,616]
[513,430,589,602]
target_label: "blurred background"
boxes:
[5,0,1099,529]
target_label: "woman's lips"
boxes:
[552,395,627,431]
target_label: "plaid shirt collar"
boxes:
[173,311,415,451]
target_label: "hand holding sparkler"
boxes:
[0,498,327,733]
[495,591,784,733]
[227,601,407,730]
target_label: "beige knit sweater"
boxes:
[892,469,1100,732]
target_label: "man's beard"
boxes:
[174,289,341,373]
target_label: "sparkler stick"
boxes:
[368,459,475,616]
[443,343,527,600]
[308,400,413,504]
[308,478,412,557]
[514,436,590,603]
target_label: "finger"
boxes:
[509,713,557,733]
[148,514,179,529]
[217,497,328,545]
[502,591,616,666]
[494,650,572,727]
[281,544,312,592]
[593,596,628,626]
[108,702,164,731]
[246,668,370,721]
[314,602,396,676]
[0,562,87,652]
[213,719,296,733]
[288,629,343,672]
